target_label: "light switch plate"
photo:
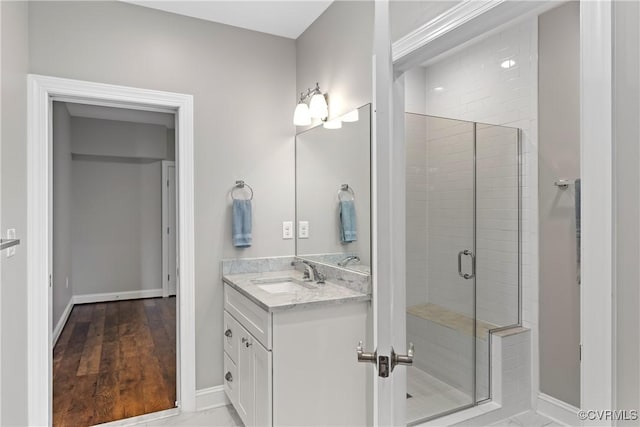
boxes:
[298,221,309,239]
[282,221,293,239]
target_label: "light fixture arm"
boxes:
[298,82,323,102]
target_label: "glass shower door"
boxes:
[405,113,477,424]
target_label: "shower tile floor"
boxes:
[407,366,472,423]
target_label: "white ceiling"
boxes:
[64,103,175,129]
[122,1,333,39]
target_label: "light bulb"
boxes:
[293,102,311,126]
[323,118,342,129]
[309,92,328,119]
[341,109,359,122]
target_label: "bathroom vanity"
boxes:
[222,267,370,426]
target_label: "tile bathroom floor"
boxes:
[101,406,566,427]
[492,411,566,427]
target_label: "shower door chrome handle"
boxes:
[458,250,475,279]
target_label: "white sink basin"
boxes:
[252,277,317,294]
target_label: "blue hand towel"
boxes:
[340,200,357,243]
[233,199,252,248]
[575,178,581,284]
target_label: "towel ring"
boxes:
[232,180,254,201]
[337,184,355,202]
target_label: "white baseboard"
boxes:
[537,392,579,426]
[73,288,163,305]
[195,385,229,411]
[52,298,74,346]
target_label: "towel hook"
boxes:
[337,184,355,201]
[232,180,254,200]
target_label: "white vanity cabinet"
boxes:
[223,282,368,427]
[223,288,272,427]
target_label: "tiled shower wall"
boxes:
[405,17,538,402]
[423,19,535,328]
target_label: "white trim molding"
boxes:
[52,298,74,346]
[537,393,580,427]
[195,386,230,411]
[162,160,176,298]
[580,0,614,414]
[73,289,164,305]
[392,0,505,63]
[27,74,196,425]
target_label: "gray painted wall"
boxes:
[71,158,163,296]
[53,102,74,330]
[296,1,373,125]
[390,1,460,42]
[538,2,580,408]
[71,117,169,159]
[28,0,296,394]
[0,1,29,424]
[614,0,640,419]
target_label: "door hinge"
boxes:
[49,274,52,288]
[167,227,170,234]
[579,344,582,361]
[168,274,170,281]
[167,179,170,188]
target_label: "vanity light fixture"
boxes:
[293,82,328,126]
[323,118,342,129]
[501,59,516,69]
[341,109,359,123]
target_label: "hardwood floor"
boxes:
[53,297,176,426]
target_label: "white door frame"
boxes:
[373,0,615,421]
[27,74,196,426]
[162,160,177,298]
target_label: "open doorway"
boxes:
[27,75,196,426]
[51,101,178,425]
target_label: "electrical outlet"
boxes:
[282,221,293,239]
[298,221,309,239]
[6,228,16,257]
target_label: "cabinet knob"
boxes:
[225,328,232,338]
[225,371,233,382]
[242,337,252,347]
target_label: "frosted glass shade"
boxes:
[293,102,311,126]
[341,109,359,122]
[323,118,342,129]
[309,93,328,119]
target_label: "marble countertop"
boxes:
[222,270,370,312]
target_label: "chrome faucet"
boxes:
[299,260,325,284]
[338,255,360,267]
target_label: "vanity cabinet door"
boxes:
[253,341,272,426]
[237,329,255,426]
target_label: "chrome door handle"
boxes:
[458,250,475,279]
[224,328,232,338]
[391,342,414,371]
[356,341,377,364]
[225,371,233,382]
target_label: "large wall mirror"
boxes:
[295,103,371,274]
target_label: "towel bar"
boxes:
[554,179,576,189]
[231,180,254,200]
[337,184,356,201]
